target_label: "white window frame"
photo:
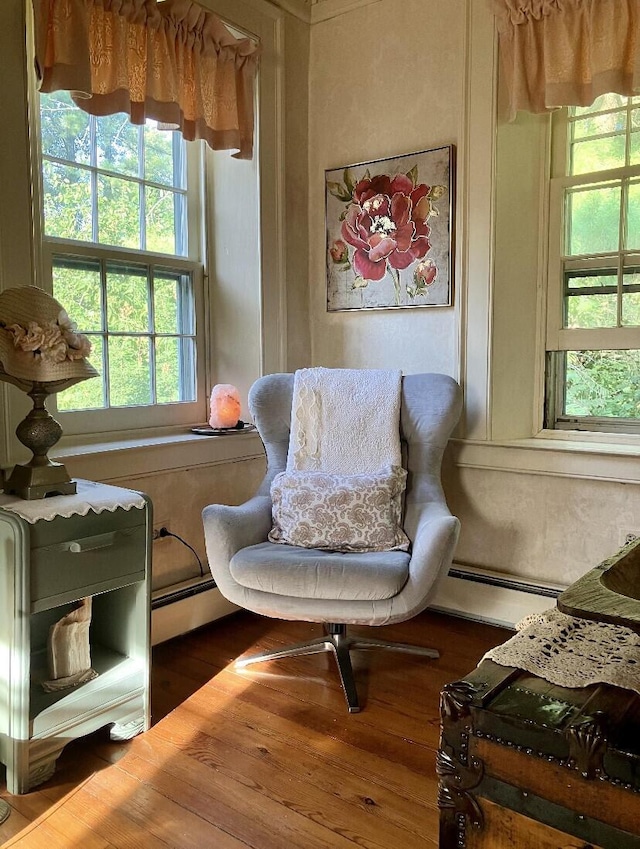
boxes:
[34,100,209,437]
[546,103,640,433]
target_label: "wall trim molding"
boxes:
[262,0,381,23]
[265,0,310,21]
[261,11,288,375]
[450,437,640,485]
[458,0,498,441]
[310,0,382,23]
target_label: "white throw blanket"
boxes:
[287,367,402,473]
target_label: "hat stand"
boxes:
[4,382,76,500]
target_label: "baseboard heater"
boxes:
[447,565,562,599]
[151,568,561,608]
[433,563,566,630]
[150,563,566,639]
[151,576,217,610]
[151,574,239,645]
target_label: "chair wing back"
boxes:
[249,373,294,495]
[399,373,463,543]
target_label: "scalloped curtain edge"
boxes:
[489,0,640,121]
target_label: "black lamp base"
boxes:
[3,382,76,500]
[4,461,76,500]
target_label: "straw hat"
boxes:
[0,286,98,388]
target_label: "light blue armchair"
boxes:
[202,372,463,712]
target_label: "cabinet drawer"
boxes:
[31,522,147,612]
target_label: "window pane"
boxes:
[571,135,626,175]
[630,110,640,166]
[566,285,617,328]
[40,92,91,165]
[623,270,640,325]
[565,274,618,328]
[155,337,195,403]
[144,123,184,187]
[96,115,140,178]
[627,182,640,250]
[97,174,140,249]
[57,336,105,411]
[109,336,152,406]
[573,94,628,116]
[155,270,195,334]
[42,162,92,241]
[106,265,150,333]
[52,257,103,331]
[146,187,179,254]
[572,110,626,140]
[564,350,640,418]
[566,273,615,289]
[567,184,621,255]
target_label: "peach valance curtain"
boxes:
[490,0,640,120]
[32,0,260,159]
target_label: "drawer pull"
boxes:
[63,532,118,553]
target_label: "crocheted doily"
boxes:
[0,479,146,523]
[484,607,640,695]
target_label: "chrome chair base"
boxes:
[235,623,440,713]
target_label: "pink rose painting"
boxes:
[326,146,453,310]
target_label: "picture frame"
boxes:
[325,145,454,312]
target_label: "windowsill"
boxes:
[49,427,265,482]
[534,428,640,448]
[50,425,640,485]
[450,430,640,484]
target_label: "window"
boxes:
[38,91,205,434]
[546,94,640,432]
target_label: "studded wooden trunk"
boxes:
[438,659,640,849]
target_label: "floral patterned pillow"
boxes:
[268,466,410,553]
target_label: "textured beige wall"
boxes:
[443,461,640,587]
[308,0,464,374]
[103,456,266,592]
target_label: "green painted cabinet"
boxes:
[0,485,152,794]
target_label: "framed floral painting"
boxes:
[325,145,454,311]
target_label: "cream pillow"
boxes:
[268,466,409,553]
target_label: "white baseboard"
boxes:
[432,563,565,630]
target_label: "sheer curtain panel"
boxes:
[490,0,640,119]
[32,0,260,158]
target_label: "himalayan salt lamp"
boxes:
[209,384,241,428]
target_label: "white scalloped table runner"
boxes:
[0,479,146,523]
[484,607,640,695]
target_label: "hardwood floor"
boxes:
[0,610,510,848]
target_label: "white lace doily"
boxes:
[0,479,146,523]
[484,607,640,695]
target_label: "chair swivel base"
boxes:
[235,623,440,713]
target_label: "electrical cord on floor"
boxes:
[156,527,206,577]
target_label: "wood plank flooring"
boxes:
[0,610,510,848]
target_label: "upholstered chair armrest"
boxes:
[202,496,273,598]
[390,501,460,623]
